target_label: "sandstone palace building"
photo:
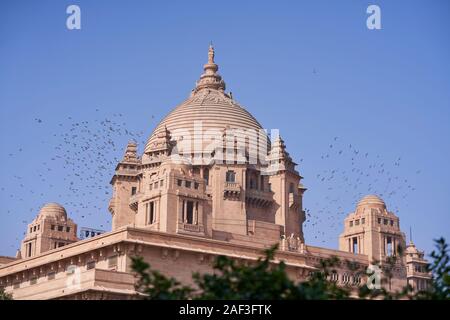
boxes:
[0,46,431,299]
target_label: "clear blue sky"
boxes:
[1,0,449,257]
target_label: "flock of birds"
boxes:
[1,113,420,253]
[302,136,420,245]
[3,110,151,251]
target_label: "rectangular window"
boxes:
[384,219,388,225]
[355,220,360,226]
[194,182,199,190]
[27,243,32,257]
[66,227,70,233]
[58,225,64,232]
[160,180,164,187]
[108,255,118,268]
[352,237,358,254]
[33,226,36,232]
[377,218,381,224]
[147,201,155,224]
[204,168,209,185]
[185,181,191,188]
[390,220,394,226]
[30,227,33,233]
[154,181,158,188]
[226,171,236,183]
[361,218,365,224]
[186,201,194,224]
[177,179,182,187]
[289,183,295,194]
[260,176,264,191]
[386,237,393,256]
[37,225,40,230]
[51,225,55,231]
[86,261,96,270]
[131,186,137,195]
[349,221,353,227]
[149,183,153,190]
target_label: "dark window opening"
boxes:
[147,201,155,224]
[386,237,393,256]
[131,187,137,195]
[226,170,236,183]
[204,168,209,185]
[186,201,194,224]
[352,237,358,254]
[289,183,295,194]
[27,242,32,257]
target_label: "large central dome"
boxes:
[145,46,264,154]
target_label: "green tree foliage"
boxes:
[0,287,13,300]
[414,237,449,300]
[131,238,450,300]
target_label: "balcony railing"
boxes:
[129,193,140,211]
[245,189,274,207]
[223,182,241,198]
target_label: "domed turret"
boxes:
[340,195,406,261]
[356,194,386,210]
[37,203,67,221]
[20,203,78,259]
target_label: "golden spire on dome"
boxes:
[193,44,226,94]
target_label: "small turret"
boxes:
[109,142,141,230]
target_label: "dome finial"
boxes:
[193,43,226,93]
[208,42,215,64]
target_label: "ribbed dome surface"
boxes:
[145,90,263,153]
[145,45,265,154]
[357,195,386,209]
[38,203,67,220]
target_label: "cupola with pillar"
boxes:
[339,195,406,263]
[20,203,78,259]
